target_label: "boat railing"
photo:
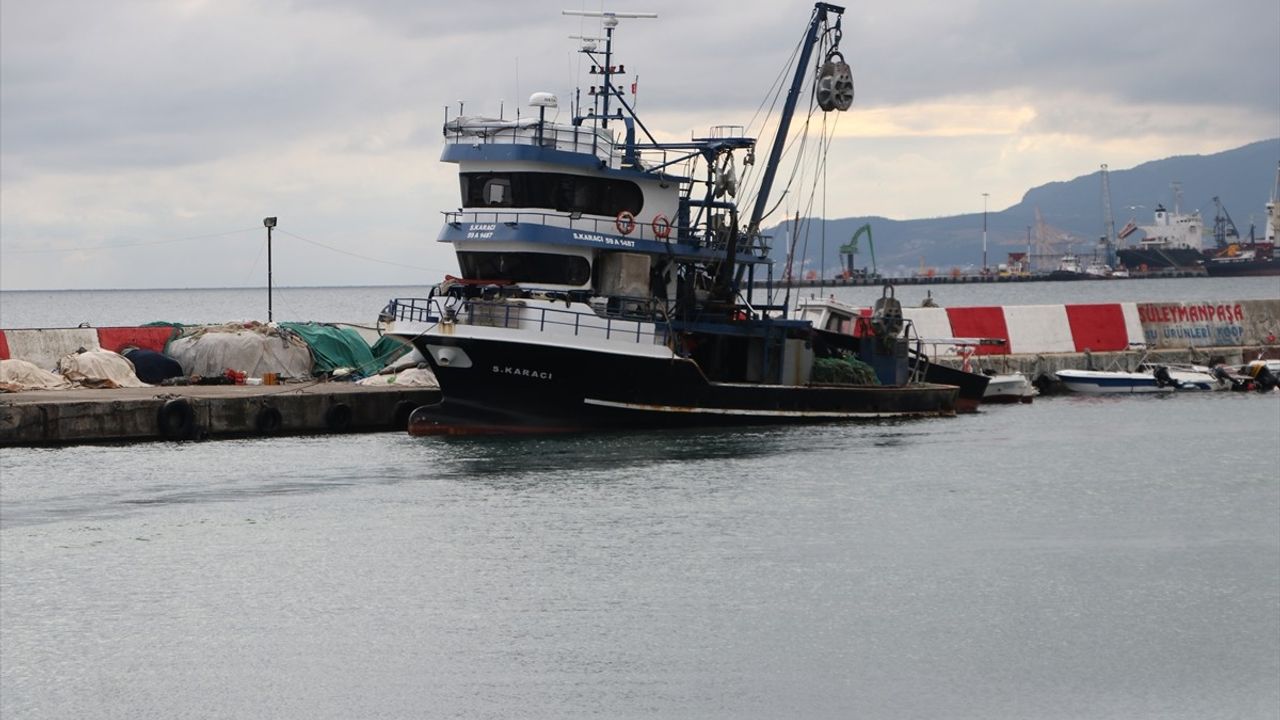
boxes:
[382,295,669,347]
[444,119,619,166]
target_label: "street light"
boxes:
[981,193,989,275]
[264,217,277,322]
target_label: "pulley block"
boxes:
[816,51,854,112]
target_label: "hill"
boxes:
[771,138,1280,276]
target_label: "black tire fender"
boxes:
[157,398,196,440]
[392,400,417,430]
[325,402,353,432]
[255,406,283,434]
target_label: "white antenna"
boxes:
[563,10,658,31]
[563,10,659,20]
[568,34,605,51]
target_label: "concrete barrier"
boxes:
[902,298,1279,357]
[1138,300,1280,349]
[0,329,101,371]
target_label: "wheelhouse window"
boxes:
[460,171,643,217]
[457,251,592,286]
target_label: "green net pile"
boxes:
[811,356,880,385]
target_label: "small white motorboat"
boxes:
[981,371,1037,403]
[1056,365,1225,394]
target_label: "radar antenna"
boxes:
[562,10,657,128]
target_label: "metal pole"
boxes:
[267,225,273,322]
[982,193,989,275]
[264,217,277,322]
[1026,225,1032,273]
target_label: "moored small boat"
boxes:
[1056,364,1225,394]
[981,371,1036,403]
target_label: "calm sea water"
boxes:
[2,280,1279,719]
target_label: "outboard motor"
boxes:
[1247,361,1280,392]
[1152,365,1175,389]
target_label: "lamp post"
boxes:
[1026,225,1032,273]
[981,193,989,275]
[264,217,277,322]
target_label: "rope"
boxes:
[4,227,260,254]
[277,229,445,274]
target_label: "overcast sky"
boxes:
[2,0,1277,290]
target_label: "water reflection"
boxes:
[428,425,797,480]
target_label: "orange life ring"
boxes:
[616,211,636,235]
[651,214,672,239]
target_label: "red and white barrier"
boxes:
[904,299,1276,356]
[1,300,1275,370]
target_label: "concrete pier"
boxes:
[926,344,1278,394]
[1,382,441,447]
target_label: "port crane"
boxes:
[1100,163,1117,267]
[839,223,878,279]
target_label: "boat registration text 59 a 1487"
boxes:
[466,224,496,239]
[493,365,553,380]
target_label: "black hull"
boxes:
[406,335,958,434]
[1204,260,1280,277]
[908,354,989,413]
[1116,247,1204,270]
[1047,270,1089,281]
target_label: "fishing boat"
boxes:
[378,4,958,434]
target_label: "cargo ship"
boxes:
[1202,164,1280,277]
[1116,202,1206,271]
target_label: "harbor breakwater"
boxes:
[1,297,1277,446]
[2,299,1276,369]
[899,299,1280,356]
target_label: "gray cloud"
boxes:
[1,0,1276,290]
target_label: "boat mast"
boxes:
[563,10,657,130]
[716,2,847,301]
[746,3,845,238]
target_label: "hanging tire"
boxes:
[391,400,417,431]
[325,402,353,432]
[255,406,283,434]
[157,398,195,440]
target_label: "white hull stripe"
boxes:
[582,398,923,418]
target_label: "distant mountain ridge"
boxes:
[771,138,1280,275]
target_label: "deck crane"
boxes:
[838,223,878,279]
[1211,196,1241,248]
